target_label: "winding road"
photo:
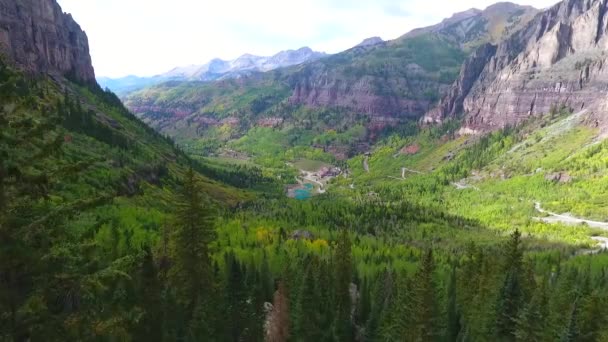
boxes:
[534,202,608,253]
[534,202,608,230]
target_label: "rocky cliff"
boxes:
[0,0,95,83]
[426,0,608,134]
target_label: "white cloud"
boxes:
[56,0,561,77]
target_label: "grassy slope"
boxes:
[2,60,250,257]
[331,112,608,246]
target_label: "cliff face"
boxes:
[426,0,608,134]
[287,57,445,121]
[0,0,95,83]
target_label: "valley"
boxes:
[5,0,608,341]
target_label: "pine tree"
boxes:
[367,271,394,341]
[380,271,413,341]
[295,258,323,341]
[578,291,606,342]
[168,166,216,337]
[560,301,579,342]
[446,265,461,341]
[412,249,440,341]
[495,229,525,340]
[134,246,163,341]
[334,229,353,341]
[225,255,248,341]
[514,282,547,342]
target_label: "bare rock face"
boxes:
[288,67,438,120]
[426,0,608,134]
[545,172,572,183]
[0,0,95,83]
[424,43,498,124]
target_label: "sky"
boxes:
[56,0,561,78]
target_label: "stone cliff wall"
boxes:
[0,0,95,83]
[426,0,608,133]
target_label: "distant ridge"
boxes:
[98,47,327,94]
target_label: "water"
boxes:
[294,183,314,200]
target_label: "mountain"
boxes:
[125,2,538,159]
[98,47,327,94]
[426,0,608,134]
[285,4,537,118]
[404,2,537,49]
[355,37,385,47]
[0,0,95,83]
[167,47,327,80]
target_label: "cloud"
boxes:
[56,0,561,78]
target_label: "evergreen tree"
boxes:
[134,246,163,341]
[412,249,440,341]
[367,271,394,341]
[168,167,216,338]
[225,255,248,341]
[514,282,547,342]
[380,271,413,341]
[446,265,461,341]
[560,301,579,342]
[334,229,353,341]
[578,291,606,342]
[294,258,323,341]
[495,229,525,340]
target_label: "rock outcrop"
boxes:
[0,0,95,83]
[355,37,384,48]
[426,0,608,134]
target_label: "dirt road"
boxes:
[534,202,608,230]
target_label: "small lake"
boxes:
[293,183,314,200]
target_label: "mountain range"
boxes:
[97,47,326,94]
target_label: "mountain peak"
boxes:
[444,8,483,22]
[402,2,538,47]
[484,1,531,11]
[296,46,314,53]
[356,37,384,47]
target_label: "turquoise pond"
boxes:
[294,183,314,200]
